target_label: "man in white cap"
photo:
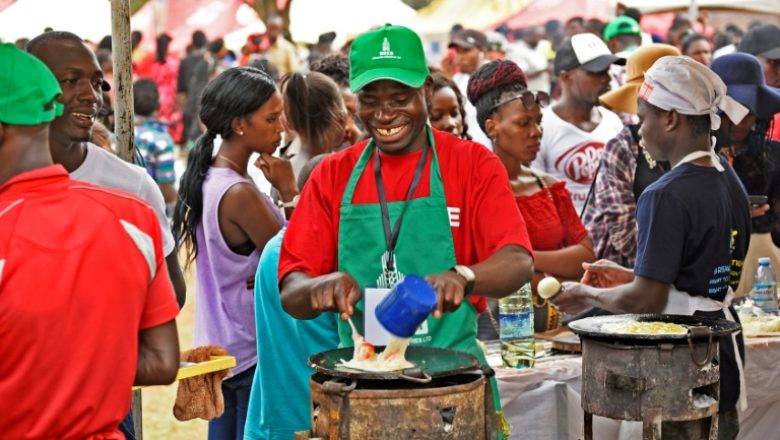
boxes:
[553,56,750,439]
[531,33,625,213]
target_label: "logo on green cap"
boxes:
[349,24,429,92]
[375,37,401,60]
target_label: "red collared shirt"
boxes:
[0,165,179,439]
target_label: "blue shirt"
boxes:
[245,231,340,440]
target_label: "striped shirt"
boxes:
[134,117,177,184]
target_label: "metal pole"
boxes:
[111,0,135,163]
[109,5,143,437]
[131,389,143,438]
[688,0,699,21]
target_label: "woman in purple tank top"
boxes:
[173,66,297,440]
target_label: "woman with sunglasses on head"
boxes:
[468,60,595,333]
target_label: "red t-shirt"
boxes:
[0,166,179,439]
[516,181,588,251]
[770,113,780,141]
[279,129,534,312]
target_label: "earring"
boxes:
[238,130,245,136]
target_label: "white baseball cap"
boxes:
[554,33,625,75]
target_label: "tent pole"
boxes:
[688,0,699,21]
[111,0,135,163]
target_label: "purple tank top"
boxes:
[193,167,284,374]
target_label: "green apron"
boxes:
[336,127,509,438]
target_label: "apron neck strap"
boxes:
[673,149,725,172]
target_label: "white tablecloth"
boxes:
[494,337,780,440]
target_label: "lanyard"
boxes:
[374,141,430,271]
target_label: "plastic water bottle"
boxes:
[752,258,779,314]
[499,283,535,368]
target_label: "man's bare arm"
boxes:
[135,319,180,386]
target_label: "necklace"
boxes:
[217,154,245,172]
[529,170,555,203]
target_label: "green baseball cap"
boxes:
[0,43,64,126]
[603,16,641,42]
[349,24,429,93]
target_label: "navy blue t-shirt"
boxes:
[635,159,750,412]
[635,161,750,298]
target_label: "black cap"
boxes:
[738,24,780,60]
[448,29,488,51]
[318,32,337,45]
[554,33,625,76]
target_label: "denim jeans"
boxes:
[119,410,135,440]
[208,364,256,440]
[118,397,135,440]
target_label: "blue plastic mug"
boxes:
[375,275,438,338]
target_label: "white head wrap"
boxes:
[639,56,749,131]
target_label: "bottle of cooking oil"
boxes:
[499,282,535,368]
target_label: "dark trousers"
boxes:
[208,364,256,440]
[118,400,136,440]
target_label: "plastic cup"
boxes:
[375,275,438,338]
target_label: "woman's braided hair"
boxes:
[466,59,529,133]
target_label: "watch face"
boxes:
[456,265,475,281]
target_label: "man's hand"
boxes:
[580,260,634,288]
[309,272,362,320]
[550,282,592,315]
[426,271,466,319]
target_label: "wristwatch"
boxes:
[451,264,476,295]
[277,194,300,209]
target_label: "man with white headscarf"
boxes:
[552,56,750,439]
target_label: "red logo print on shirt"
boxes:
[553,141,604,184]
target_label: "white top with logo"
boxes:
[531,106,623,213]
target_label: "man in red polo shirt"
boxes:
[0,44,180,439]
[278,25,534,438]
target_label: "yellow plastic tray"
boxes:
[133,355,236,390]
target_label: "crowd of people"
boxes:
[3,6,780,440]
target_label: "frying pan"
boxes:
[309,346,480,383]
[568,314,740,343]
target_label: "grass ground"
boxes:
[141,264,208,439]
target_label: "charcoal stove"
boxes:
[569,314,740,440]
[306,345,500,439]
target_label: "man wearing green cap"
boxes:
[604,16,642,57]
[0,44,180,438]
[604,16,642,91]
[279,24,534,437]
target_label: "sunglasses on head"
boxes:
[488,90,550,115]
